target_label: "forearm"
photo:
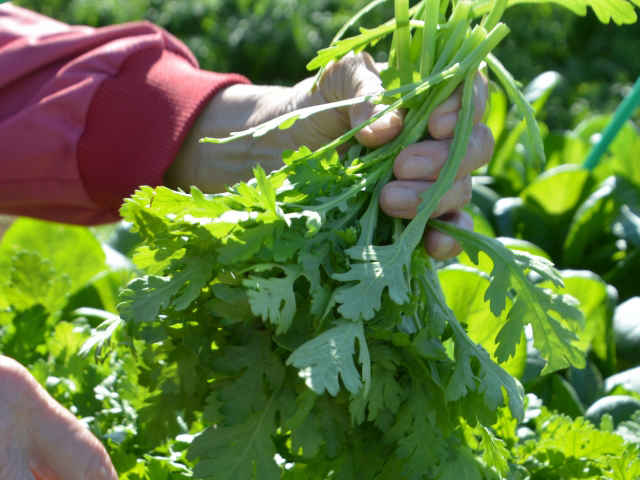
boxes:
[0,4,248,224]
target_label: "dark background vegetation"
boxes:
[13,0,640,128]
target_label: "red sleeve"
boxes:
[0,4,250,225]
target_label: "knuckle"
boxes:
[462,176,473,205]
[477,124,495,160]
[379,183,394,213]
[392,152,409,179]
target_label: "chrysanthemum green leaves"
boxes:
[108,0,621,477]
[287,321,371,397]
[432,219,586,374]
[471,0,640,26]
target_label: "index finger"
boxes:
[428,72,489,140]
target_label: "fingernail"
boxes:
[384,186,418,211]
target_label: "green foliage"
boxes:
[2,1,640,478]
[13,0,391,85]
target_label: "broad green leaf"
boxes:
[585,396,640,427]
[213,332,286,424]
[348,345,405,425]
[117,275,182,325]
[559,270,615,366]
[489,71,562,191]
[572,113,640,187]
[439,266,526,378]
[564,175,640,266]
[519,165,593,257]
[434,447,483,480]
[456,237,551,280]
[612,298,640,365]
[615,205,640,247]
[478,427,510,476]
[0,305,49,364]
[491,197,553,251]
[539,412,625,458]
[567,362,605,408]
[521,164,591,216]
[0,251,71,312]
[465,204,495,238]
[0,218,106,299]
[529,374,586,417]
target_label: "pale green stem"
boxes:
[482,0,507,31]
[395,0,412,86]
[420,0,440,76]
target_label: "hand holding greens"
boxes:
[108,0,640,477]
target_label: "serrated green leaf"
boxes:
[188,396,281,480]
[439,266,526,378]
[243,265,303,334]
[472,0,640,26]
[433,220,586,374]
[287,321,370,396]
[478,426,510,476]
[333,244,411,321]
[306,22,396,71]
[118,275,180,325]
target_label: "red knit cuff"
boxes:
[77,48,250,214]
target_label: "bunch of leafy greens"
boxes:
[109,0,639,478]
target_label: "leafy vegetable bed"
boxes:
[1,1,640,479]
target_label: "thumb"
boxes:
[0,356,118,480]
[322,52,404,148]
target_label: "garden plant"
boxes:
[1,0,640,479]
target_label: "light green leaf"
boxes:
[432,220,586,374]
[117,275,181,325]
[287,321,371,396]
[560,270,615,365]
[333,244,411,321]
[439,265,526,378]
[243,264,303,334]
[479,426,510,476]
[472,0,640,26]
[521,164,592,216]
[188,395,282,480]
[0,218,106,300]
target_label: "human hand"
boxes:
[168,53,493,260]
[0,355,118,480]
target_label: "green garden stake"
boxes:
[583,76,640,170]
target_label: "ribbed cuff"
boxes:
[77,48,249,214]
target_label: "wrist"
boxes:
[167,83,298,193]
